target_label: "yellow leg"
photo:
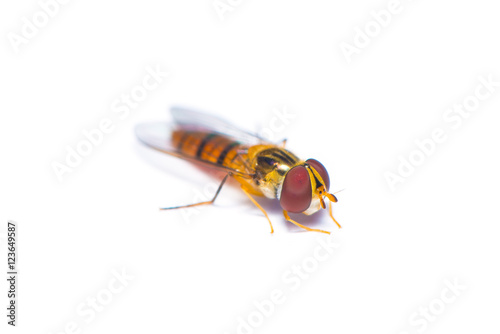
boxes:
[283,210,330,234]
[328,200,342,229]
[241,188,274,233]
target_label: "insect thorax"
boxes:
[249,146,300,199]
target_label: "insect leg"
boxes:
[160,173,230,210]
[283,210,331,234]
[240,188,274,234]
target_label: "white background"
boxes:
[1,0,500,333]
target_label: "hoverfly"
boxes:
[135,107,341,234]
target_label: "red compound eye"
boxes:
[280,165,312,213]
[306,159,330,191]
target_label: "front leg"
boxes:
[241,187,275,233]
[283,210,331,234]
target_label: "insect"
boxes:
[135,107,341,234]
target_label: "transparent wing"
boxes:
[135,121,255,178]
[170,106,274,145]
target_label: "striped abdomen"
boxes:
[172,130,248,171]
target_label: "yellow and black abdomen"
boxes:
[172,130,248,171]
[172,130,302,199]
